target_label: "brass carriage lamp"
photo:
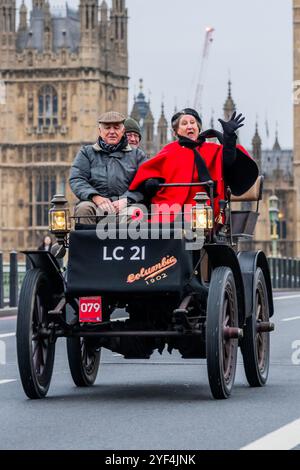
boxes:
[192,192,213,230]
[49,194,71,236]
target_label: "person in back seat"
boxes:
[69,111,147,224]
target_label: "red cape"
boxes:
[130,140,258,222]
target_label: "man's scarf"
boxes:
[98,134,128,154]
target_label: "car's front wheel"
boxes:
[206,267,239,399]
[16,268,56,399]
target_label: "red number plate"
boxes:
[79,297,102,323]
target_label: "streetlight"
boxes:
[269,195,279,257]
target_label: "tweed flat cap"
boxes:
[98,111,126,124]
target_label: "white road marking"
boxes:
[241,418,300,450]
[0,333,15,338]
[0,379,16,385]
[0,316,17,321]
[281,316,300,322]
[274,294,300,301]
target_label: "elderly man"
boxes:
[69,111,147,223]
[124,117,142,149]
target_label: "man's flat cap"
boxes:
[98,111,126,124]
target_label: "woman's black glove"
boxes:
[218,111,245,136]
[143,178,162,198]
[218,111,245,168]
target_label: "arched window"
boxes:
[38,85,58,128]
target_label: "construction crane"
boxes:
[193,27,215,117]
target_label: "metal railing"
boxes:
[0,252,27,309]
[268,257,300,289]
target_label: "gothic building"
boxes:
[130,79,168,156]
[0,0,128,251]
[249,124,295,257]
[221,81,295,257]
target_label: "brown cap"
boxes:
[98,111,126,124]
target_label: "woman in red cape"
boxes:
[129,108,258,223]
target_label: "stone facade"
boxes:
[0,0,128,251]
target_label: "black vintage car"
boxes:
[16,176,274,399]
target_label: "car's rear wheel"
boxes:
[67,337,100,387]
[16,269,56,399]
[241,268,270,386]
[206,267,238,399]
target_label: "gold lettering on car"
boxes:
[127,256,178,284]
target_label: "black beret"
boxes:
[171,108,202,129]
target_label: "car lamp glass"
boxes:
[50,211,68,232]
[192,192,213,230]
[49,195,71,234]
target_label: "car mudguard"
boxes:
[204,244,246,328]
[22,251,65,294]
[237,251,274,318]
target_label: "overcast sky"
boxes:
[18,0,293,149]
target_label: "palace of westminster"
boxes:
[0,0,299,258]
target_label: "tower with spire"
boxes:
[79,0,99,62]
[18,1,27,32]
[223,80,236,120]
[273,125,281,152]
[129,79,154,155]
[157,103,168,148]
[252,121,262,172]
[130,79,150,123]
[144,107,155,156]
[110,0,128,77]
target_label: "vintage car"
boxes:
[16,176,274,400]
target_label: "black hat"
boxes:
[124,117,142,140]
[171,108,202,129]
